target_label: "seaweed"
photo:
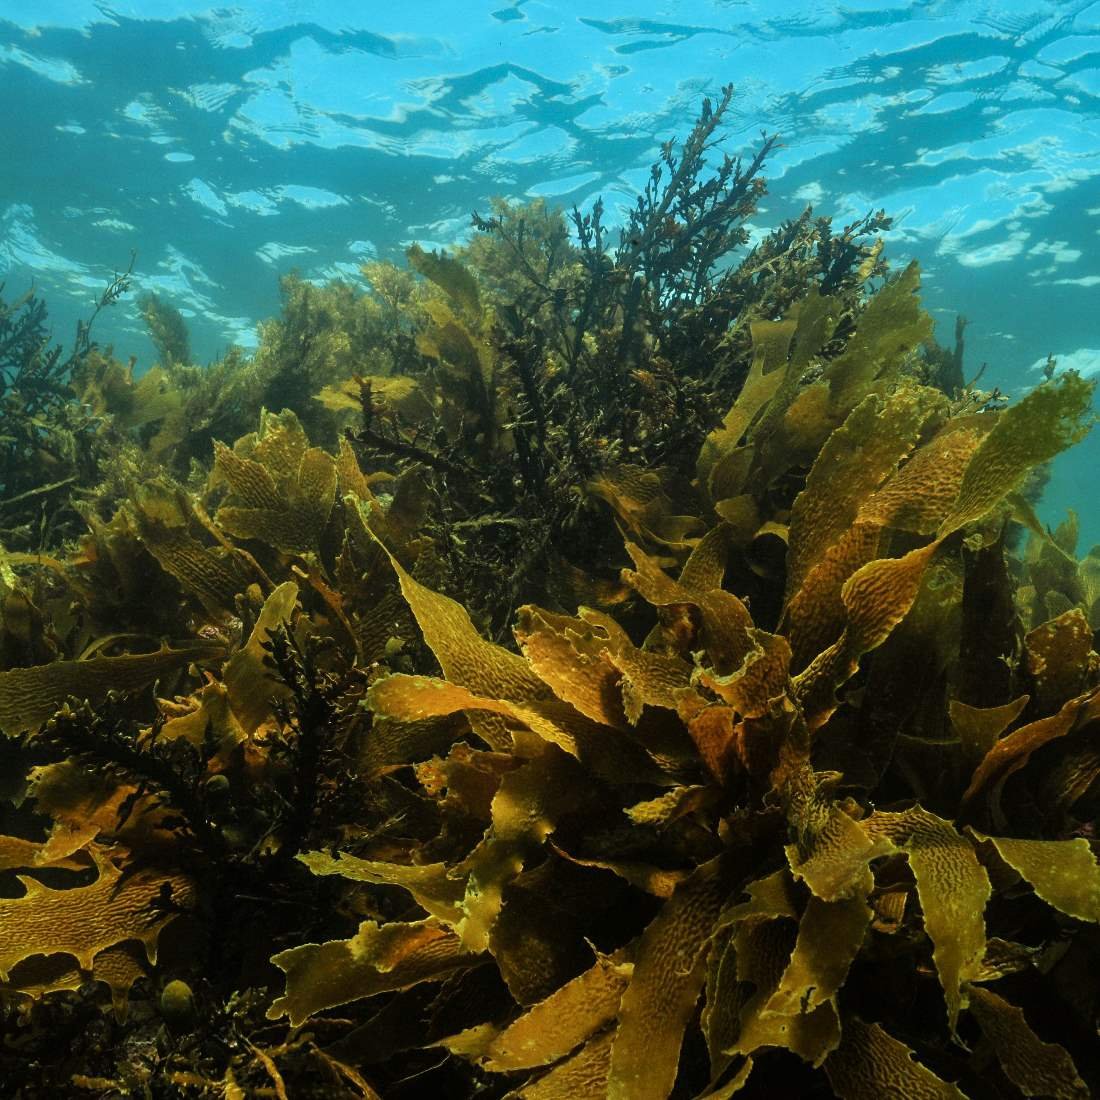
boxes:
[335,91,900,637]
[138,294,191,369]
[0,260,135,552]
[0,91,1098,1100]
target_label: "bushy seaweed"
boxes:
[0,260,135,552]
[1,92,1099,1100]
[338,88,900,636]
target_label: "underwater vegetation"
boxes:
[0,89,1099,1098]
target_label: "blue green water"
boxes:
[2,2,1098,542]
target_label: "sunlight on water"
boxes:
[2,5,1097,542]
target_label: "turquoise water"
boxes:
[2,1,1098,540]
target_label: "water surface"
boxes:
[2,1,1098,536]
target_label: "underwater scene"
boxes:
[2,1,1100,1097]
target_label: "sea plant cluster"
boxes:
[1,90,1099,1099]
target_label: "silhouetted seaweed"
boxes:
[0,258,134,551]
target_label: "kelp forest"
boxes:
[1,88,1099,1099]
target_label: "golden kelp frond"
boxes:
[552,845,689,899]
[623,537,756,675]
[413,741,511,821]
[699,1059,755,1100]
[696,629,791,723]
[210,438,279,512]
[0,833,85,872]
[764,891,873,1017]
[857,417,990,535]
[938,373,1095,536]
[66,508,189,637]
[1012,516,1100,671]
[335,492,417,665]
[27,761,139,860]
[419,297,486,376]
[513,605,628,728]
[794,540,942,730]
[158,680,245,756]
[973,833,1100,923]
[299,850,465,926]
[88,942,148,1023]
[786,804,880,903]
[736,264,932,503]
[588,464,703,560]
[71,350,183,431]
[700,929,744,1085]
[369,671,660,783]
[1023,608,1095,713]
[608,855,734,1100]
[824,1018,966,1100]
[358,712,468,776]
[335,435,388,501]
[213,428,338,556]
[785,385,947,602]
[334,399,1096,1091]
[721,868,803,924]
[0,849,194,977]
[0,641,223,736]
[315,373,434,423]
[949,695,1030,768]
[697,314,800,503]
[236,405,312,479]
[1079,546,1100,627]
[967,986,1089,1100]
[961,687,1100,812]
[5,942,151,1023]
[2,952,87,1005]
[377,540,549,710]
[415,295,506,454]
[783,387,948,667]
[864,807,991,1031]
[465,947,632,1073]
[513,1030,615,1100]
[222,580,298,733]
[454,743,586,954]
[267,919,474,1028]
[819,261,933,417]
[129,479,255,615]
[700,289,840,510]
[725,911,841,1067]
[407,243,482,320]
[624,785,712,826]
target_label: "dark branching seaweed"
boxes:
[0,257,135,550]
[33,698,227,867]
[71,254,136,366]
[353,88,900,636]
[261,624,363,862]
